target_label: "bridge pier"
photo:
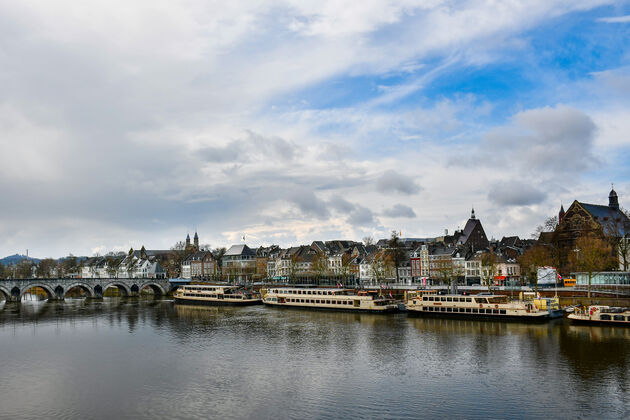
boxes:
[93,285,104,299]
[53,286,65,301]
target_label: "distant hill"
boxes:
[0,254,42,265]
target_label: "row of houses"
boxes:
[21,188,630,285]
[81,247,167,279]
[202,209,529,286]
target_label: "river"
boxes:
[0,298,629,419]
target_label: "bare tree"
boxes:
[369,252,387,286]
[480,252,499,293]
[518,245,553,291]
[385,230,406,284]
[289,253,300,285]
[312,251,328,283]
[340,253,353,286]
[569,235,614,298]
[362,236,374,247]
[15,260,34,278]
[601,211,630,272]
[532,215,559,239]
[106,257,119,278]
[36,258,58,278]
[211,247,227,280]
[0,262,8,279]
[60,255,78,277]
[433,256,456,289]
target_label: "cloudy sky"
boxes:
[1,1,630,258]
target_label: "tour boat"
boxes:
[568,305,630,326]
[174,284,262,306]
[262,288,399,312]
[405,293,551,321]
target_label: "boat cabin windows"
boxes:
[600,314,611,321]
[613,315,624,321]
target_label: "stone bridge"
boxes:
[0,278,177,302]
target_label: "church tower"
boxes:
[194,231,199,249]
[559,204,565,223]
[186,233,191,248]
[470,207,476,220]
[609,187,619,210]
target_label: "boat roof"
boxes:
[432,294,504,297]
[271,287,348,292]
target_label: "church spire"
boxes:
[559,203,565,223]
[470,207,476,220]
[609,184,619,210]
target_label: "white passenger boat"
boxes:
[262,288,399,313]
[174,284,262,306]
[406,293,551,322]
[568,306,630,326]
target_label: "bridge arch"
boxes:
[0,286,10,301]
[101,281,131,297]
[20,283,55,301]
[139,282,166,296]
[63,283,94,299]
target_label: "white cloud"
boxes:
[597,15,630,23]
[0,0,626,257]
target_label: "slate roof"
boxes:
[578,201,630,236]
[225,244,255,256]
[499,236,520,248]
[457,218,481,245]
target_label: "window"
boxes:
[613,315,624,321]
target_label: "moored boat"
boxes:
[406,293,551,322]
[519,292,564,318]
[568,305,630,326]
[262,288,398,312]
[174,284,262,306]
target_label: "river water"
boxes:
[0,298,629,419]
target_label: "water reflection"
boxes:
[0,299,629,419]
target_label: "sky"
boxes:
[1,0,630,258]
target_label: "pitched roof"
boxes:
[499,236,520,247]
[578,201,630,236]
[225,244,255,256]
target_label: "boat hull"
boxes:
[568,316,630,326]
[263,302,399,313]
[174,297,262,306]
[407,309,550,323]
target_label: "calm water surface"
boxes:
[1,298,629,419]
